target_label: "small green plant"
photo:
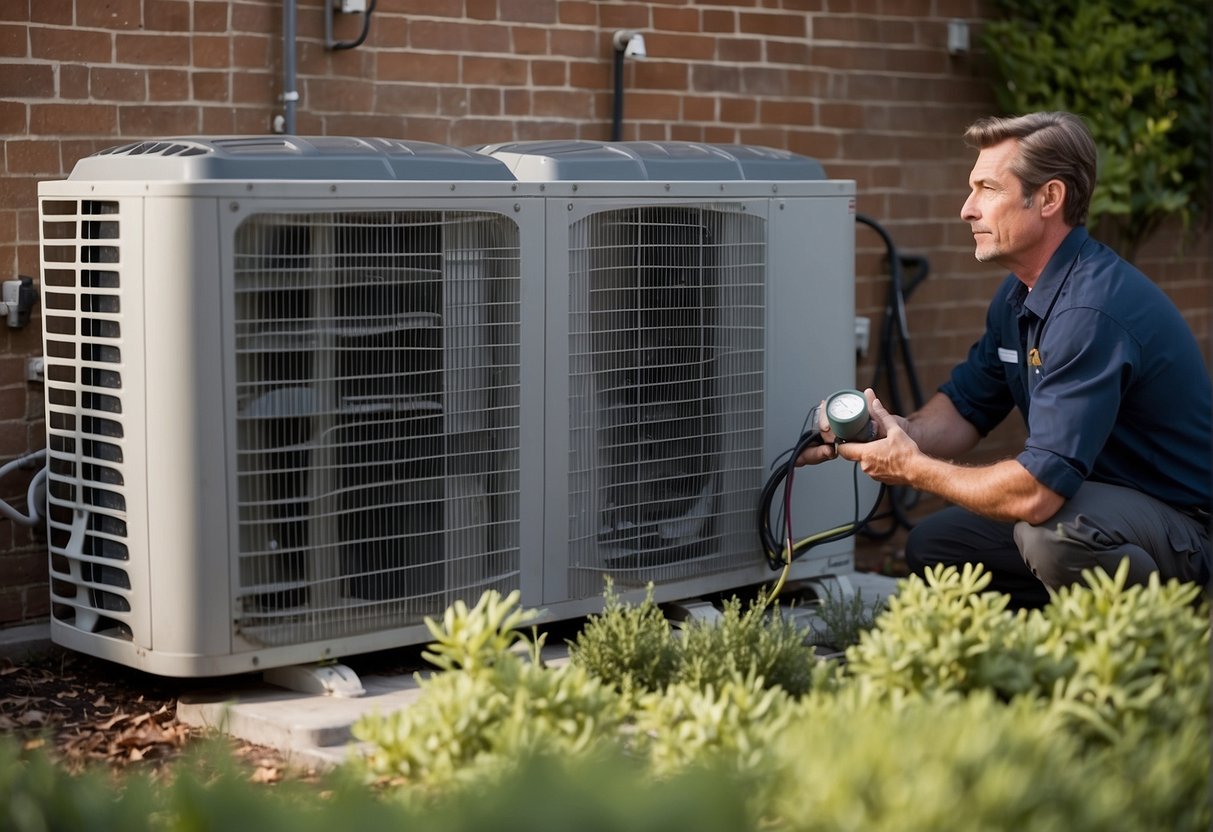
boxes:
[806,585,885,652]
[566,579,680,694]
[678,593,818,697]
[353,590,625,791]
[843,563,1047,702]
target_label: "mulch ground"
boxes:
[0,650,308,782]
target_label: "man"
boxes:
[801,111,1211,607]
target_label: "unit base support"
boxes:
[263,662,366,698]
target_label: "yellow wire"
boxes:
[765,521,859,603]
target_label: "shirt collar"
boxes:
[1022,225,1089,318]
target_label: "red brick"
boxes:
[531,89,593,119]
[145,0,192,31]
[193,1,230,32]
[116,33,192,66]
[376,52,460,84]
[632,60,687,90]
[649,33,715,60]
[31,27,112,63]
[0,62,51,98]
[29,0,71,24]
[88,66,146,101]
[599,3,650,29]
[31,103,118,134]
[463,56,529,86]
[717,38,762,62]
[530,59,567,87]
[549,28,597,57]
[77,0,142,29]
[5,140,60,174]
[468,87,502,115]
[653,6,699,31]
[231,2,276,33]
[231,72,275,105]
[397,0,464,14]
[627,91,682,121]
[191,71,230,102]
[408,21,511,53]
[558,0,595,25]
[766,40,811,64]
[436,87,466,116]
[739,11,805,37]
[499,0,556,23]
[682,95,714,121]
[200,106,236,133]
[375,84,439,115]
[511,25,548,54]
[702,10,735,32]
[569,61,609,89]
[0,24,26,57]
[231,34,272,69]
[118,104,198,135]
[468,0,498,21]
[144,70,190,103]
[192,35,231,69]
[306,77,374,113]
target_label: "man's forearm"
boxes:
[908,456,1064,524]
[903,393,982,459]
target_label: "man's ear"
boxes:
[1039,179,1066,219]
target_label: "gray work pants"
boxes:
[904,481,1210,608]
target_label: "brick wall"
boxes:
[0,0,1208,623]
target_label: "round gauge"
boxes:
[825,389,869,440]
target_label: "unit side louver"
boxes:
[40,198,133,638]
[566,205,765,598]
[232,210,523,646]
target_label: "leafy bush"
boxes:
[982,0,1211,259]
[678,593,819,696]
[565,580,680,694]
[352,590,625,791]
[631,672,794,778]
[774,692,1208,832]
[843,563,1049,702]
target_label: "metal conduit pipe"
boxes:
[281,0,298,134]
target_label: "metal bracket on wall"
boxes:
[326,0,377,51]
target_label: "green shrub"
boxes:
[566,580,680,694]
[773,693,1208,832]
[631,672,795,779]
[1035,564,1209,746]
[843,563,1049,702]
[678,593,819,697]
[806,584,886,651]
[982,0,1211,259]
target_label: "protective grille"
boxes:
[39,198,132,639]
[232,210,522,646]
[567,205,765,598]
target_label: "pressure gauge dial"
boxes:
[825,388,870,441]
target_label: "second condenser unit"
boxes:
[38,136,862,676]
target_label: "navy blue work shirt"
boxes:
[940,226,1212,511]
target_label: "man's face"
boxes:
[960,138,1043,266]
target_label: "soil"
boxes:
[0,648,312,782]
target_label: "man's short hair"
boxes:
[964,112,1097,227]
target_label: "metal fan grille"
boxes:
[232,210,522,646]
[39,198,133,639]
[567,205,765,597]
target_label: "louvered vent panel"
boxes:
[39,199,133,639]
[232,210,522,647]
[567,206,765,598]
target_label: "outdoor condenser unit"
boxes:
[37,136,862,677]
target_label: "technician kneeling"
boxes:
[799,111,1211,608]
